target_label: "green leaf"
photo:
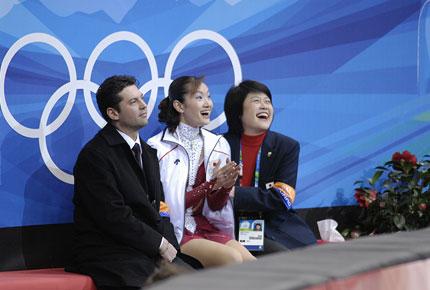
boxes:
[341,228,350,238]
[385,161,394,166]
[393,214,406,230]
[383,179,392,189]
[389,171,401,179]
[370,170,383,186]
[409,180,417,189]
[423,176,430,188]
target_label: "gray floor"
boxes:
[147,227,430,290]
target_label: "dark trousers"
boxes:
[176,252,203,269]
[98,253,202,290]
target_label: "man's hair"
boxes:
[224,80,272,135]
[96,75,138,123]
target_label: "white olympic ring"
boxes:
[164,30,242,130]
[0,30,242,184]
[0,33,77,138]
[83,31,159,128]
[39,80,99,184]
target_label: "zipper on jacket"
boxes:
[163,138,191,244]
[204,136,222,177]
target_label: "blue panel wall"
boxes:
[1,0,429,228]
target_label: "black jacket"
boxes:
[224,130,316,249]
[66,124,178,288]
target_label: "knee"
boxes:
[224,249,243,264]
[242,254,257,262]
[241,247,257,261]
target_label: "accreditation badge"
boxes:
[238,218,264,251]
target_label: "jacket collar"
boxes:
[100,123,157,154]
[100,123,127,146]
[161,126,221,149]
[262,130,276,151]
[100,123,160,204]
[260,131,275,177]
[161,126,223,167]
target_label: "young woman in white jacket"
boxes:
[148,76,255,267]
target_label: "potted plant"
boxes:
[343,151,430,238]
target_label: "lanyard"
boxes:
[239,143,261,187]
[240,142,293,210]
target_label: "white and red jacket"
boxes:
[148,127,235,243]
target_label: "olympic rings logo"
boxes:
[0,30,242,184]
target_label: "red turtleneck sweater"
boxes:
[240,132,267,186]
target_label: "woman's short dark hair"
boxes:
[96,75,137,123]
[158,76,204,132]
[224,80,272,135]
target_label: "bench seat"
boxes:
[0,268,96,290]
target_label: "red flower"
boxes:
[354,190,365,207]
[418,203,427,211]
[354,189,377,208]
[402,150,417,164]
[392,152,402,162]
[369,190,377,201]
[391,150,417,165]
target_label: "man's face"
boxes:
[240,92,273,135]
[109,85,148,137]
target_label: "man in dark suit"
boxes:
[66,75,186,290]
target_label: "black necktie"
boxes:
[132,143,142,169]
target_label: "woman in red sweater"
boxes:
[223,80,316,254]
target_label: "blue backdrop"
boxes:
[1,0,429,228]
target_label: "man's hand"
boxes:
[159,237,177,262]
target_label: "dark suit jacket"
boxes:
[66,124,178,288]
[224,130,316,249]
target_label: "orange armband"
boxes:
[159,201,170,217]
[274,182,296,204]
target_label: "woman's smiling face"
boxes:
[179,82,213,128]
[240,92,273,135]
